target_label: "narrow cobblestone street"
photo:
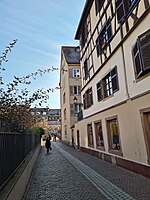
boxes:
[22,141,150,200]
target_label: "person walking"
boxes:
[45,136,52,154]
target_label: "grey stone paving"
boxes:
[22,143,106,200]
[54,143,134,200]
[57,141,150,200]
[22,141,150,200]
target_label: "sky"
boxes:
[0,0,86,108]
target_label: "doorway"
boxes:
[71,129,74,147]
[141,108,150,164]
[77,130,80,149]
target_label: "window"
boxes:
[107,118,121,151]
[64,109,66,120]
[132,29,150,78]
[72,103,82,116]
[83,59,89,80]
[69,69,80,78]
[95,0,105,15]
[70,86,81,95]
[96,66,119,100]
[83,87,93,109]
[115,0,139,23]
[97,81,102,101]
[95,121,104,148]
[103,66,119,98]
[63,93,66,104]
[87,124,94,147]
[96,18,112,56]
[80,22,88,48]
[73,69,80,78]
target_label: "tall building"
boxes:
[73,0,150,176]
[60,46,82,145]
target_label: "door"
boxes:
[71,129,74,147]
[77,130,80,149]
[141,109,150,164]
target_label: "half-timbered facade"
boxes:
[74,0,150,176]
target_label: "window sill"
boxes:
[88,145,94,148]
[96,146,105,151]
[108,149,123,157]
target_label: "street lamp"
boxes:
[73,96,77,104]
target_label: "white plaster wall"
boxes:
[123,14,150,98]
[74,94,150,164]
[82,48,128,118]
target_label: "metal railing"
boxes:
[0,132,40,188]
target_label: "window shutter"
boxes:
[106,19,112,41]
[115,0,126,23]
[139,29,150,71]
[89,87,93,106]
[84,59,89,80]
[96,36,100,56]
[69,69,72,78]
[97,81,102,101]
[111,66,119,92]
[70,86,73,95]
[132,41,143,77]
[78,86,81,94]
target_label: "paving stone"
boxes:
[22,141,150,200]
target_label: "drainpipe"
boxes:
[120,25,130,100]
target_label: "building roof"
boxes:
[62,46,80,64]
[75,0,93,40]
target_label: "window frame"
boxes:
[87,123,94,147]
[83,87,93,110]
[83,59,89,80]
[94,120,105,150]
[140,108,150,164]
[97,80,103,101]
[96,18,112,56]
[115,0,139,23]
[106,116,123,156]
[132,29,150,79]
[97,66,119,100]
[73,69,80,78]
[95,0,105,15]
[80,21,88,49]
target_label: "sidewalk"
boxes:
[22,141,150,200]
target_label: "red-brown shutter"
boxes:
[132,41,143,77]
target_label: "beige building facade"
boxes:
[60,46,82,145]
[74,0,150,176]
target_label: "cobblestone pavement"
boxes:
[22,141,150,200]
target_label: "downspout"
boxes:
[120,24,130,100]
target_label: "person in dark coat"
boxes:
[45,136,51,154]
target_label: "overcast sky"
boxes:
[0,0,85,108]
